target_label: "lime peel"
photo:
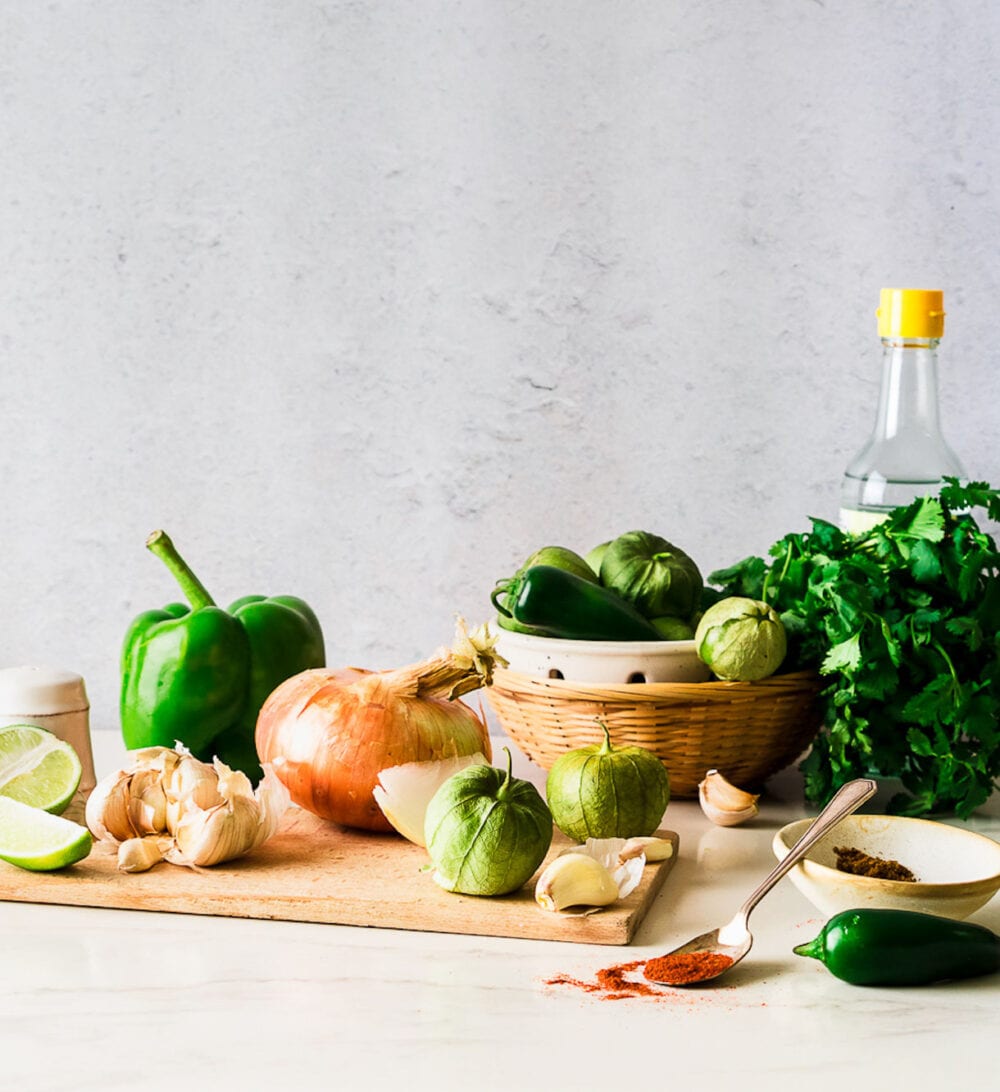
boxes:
[0,796,92,871]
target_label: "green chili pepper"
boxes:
[491,565,662,641]
[793,908,1000,986]
[120,531,325,780]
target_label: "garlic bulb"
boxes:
[167,762,288,868]
[698,769,760,826]
[86,747,288,872]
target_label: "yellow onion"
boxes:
[255,619,500,831]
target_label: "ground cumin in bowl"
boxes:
[772,813,1000,921]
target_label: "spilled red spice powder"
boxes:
[545,959,659,1001]
[544,951,733,1001]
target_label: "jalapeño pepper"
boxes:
[793,908,1000,986]
[491,565,662,641]
[120,531,325,779]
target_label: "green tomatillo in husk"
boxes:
[695,596,787,681]
[585,541,611,576]
[599,531,703,621]
[545,721,670,843]
[649,615,695,641]
[520,546,597,583]
[424,747,553,896]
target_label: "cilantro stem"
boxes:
[930,639,959,687]
[763,542,794,604]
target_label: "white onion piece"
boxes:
[373,753,489,846]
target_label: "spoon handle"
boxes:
[734,777,877,927]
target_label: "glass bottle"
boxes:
[839,288,966,533]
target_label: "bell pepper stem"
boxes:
[145,530,216,610]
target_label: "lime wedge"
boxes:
[0,796,92,870]
[0,724,83,814]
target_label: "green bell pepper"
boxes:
[492,565,662,641]
[120,530,325,780]
[793,908,1000,986]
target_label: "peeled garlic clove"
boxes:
[535,853,621,912]
[619,835,675,864]
[698,769,760,827]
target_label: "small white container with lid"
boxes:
[0,666,96,793]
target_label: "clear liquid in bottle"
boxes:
[839,289,965,533]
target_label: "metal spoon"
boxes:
[644,777,878,987]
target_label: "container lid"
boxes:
[877,288,945,339]
[0,666,89,714]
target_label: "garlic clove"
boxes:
[619,835,675,864]
[117,835,171,873]
[243,764,290,852]
[559,838,646,899]
[698,769,760,827]
[163,752,222,830]
[85,769,137,842]
[166,759,290,867]
[535,853,621,912]
[125,768,169,835]
[168,795,261,867]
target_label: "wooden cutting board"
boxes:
[0,808,678,945]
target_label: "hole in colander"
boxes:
[627,671,647,684]
[548,668,564,679]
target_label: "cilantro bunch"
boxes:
[709,480,1000,818]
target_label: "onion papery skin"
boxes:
[255,667,493,831]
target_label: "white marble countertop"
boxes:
[3,731,999,1092]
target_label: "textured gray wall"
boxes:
[1,1,998,728]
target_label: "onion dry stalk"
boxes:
[255,619,502,831]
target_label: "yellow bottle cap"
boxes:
[877,288,945,338]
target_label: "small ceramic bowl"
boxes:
[772,813,1000,921]
[494,628,711,685]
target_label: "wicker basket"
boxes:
[487,668,824,797]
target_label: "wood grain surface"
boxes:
[0,808,679,945]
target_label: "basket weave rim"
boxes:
[490,667,822,702]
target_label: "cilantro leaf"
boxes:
[821,633,861,674]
